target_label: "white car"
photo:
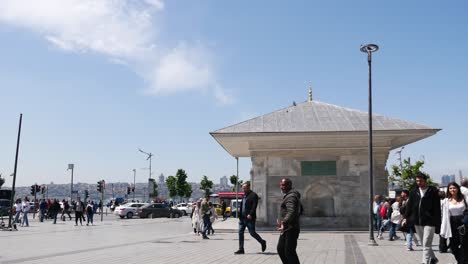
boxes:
[114,203,148,219]
[171,203,192,216]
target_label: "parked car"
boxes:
[114,203,148,219]
[139,203,182,218]
[171,203,192,216]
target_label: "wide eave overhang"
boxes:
[210,129,441,157]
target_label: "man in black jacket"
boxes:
[277,178,301,264]
[234,182,266,254]
[404,173,441,264]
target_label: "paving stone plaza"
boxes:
[0,215,457,264]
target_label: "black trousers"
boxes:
[449,215,465,264]
[277,227,300,264]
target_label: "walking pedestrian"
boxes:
[61,200,72,221]
[191,201,202,235]
[21,197,30,227]
[39,199,47,222]
[200,195,211,239]
[389,196,402,241]
[277,178,302,264]
[75,198,84,226]
[404,173,441,264]
[377,198,392,239]
[234,182,267,255]
[221,200,227,221]
[400,190,420,251]
[373,195,382,231]
[50,199,61,224]
[208,202,218,235]
[440,182,467,264]
[13,199,22,225]
[86,201,94,226]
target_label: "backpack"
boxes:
[380,205,387,219]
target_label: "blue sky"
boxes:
[0,0,467,187]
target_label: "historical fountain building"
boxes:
[210,91,440,229]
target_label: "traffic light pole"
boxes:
[101,182,104,222]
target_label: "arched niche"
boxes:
[303,182,335,217]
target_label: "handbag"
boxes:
[398,218,410,232]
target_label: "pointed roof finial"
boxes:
[308,84,313,102]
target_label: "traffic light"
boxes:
[30,185,35,195]
[41,186,45,194]
[35,184,41,193]
[97,181,103,193]
[85,190,89,199]
[127,187,131,195]
[132,187,135,193]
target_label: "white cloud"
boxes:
[0,0,232,104]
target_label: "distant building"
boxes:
[459,170,463,184]
[158,174,165,184]
[441,174,456,186]
[220,176,229,189]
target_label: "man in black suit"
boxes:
[234,182,267,254]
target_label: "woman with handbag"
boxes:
[440,182,467,264]
[390,196,402,241]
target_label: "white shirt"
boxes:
[448,200,466,216]
[419,187,428,198]
[22,202,30,213]
[373,202,380,214]
[14,203,22,213]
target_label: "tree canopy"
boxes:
[165,169,193,200]
[389,157,438,190]
[229,175,243,192]
[0,174,4,189]
[200,175,214,196]
[165,175,178,198]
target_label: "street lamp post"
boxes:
[361,43,379,246]
[138,149,153,201]
[68,164,74,201]
[133,169,136,201]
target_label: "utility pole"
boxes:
[133,169,136,201]
[8,114,22,229]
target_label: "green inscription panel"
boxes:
[301,161,336,176]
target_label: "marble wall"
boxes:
[250,150,388,229]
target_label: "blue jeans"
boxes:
[202,214,210,237]
[389,222,398,239]
[14,211,21,224]
[406,228,415,249]
[22,212,29,226]
[238,217,265,249]
[373,214,382,231]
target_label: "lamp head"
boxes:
[360,44,379,53]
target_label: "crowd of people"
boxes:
[12,196,102,228]
[374,174,468,264]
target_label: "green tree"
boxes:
[166,176,178,198]
[0,174,4,189]
[229,175,243,192]
[148,179,158,198]
[175,169,192,199]
[200,175,214,196]
[389,158,438,190]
